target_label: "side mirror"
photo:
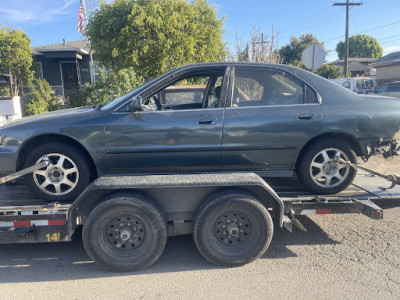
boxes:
[132,96,143,111]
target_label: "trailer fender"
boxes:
[67,173,285,235]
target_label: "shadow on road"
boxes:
[262,215,340,259]
[0,216,339,283]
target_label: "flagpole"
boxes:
[82,0,95,85]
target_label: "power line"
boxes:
[278,5,333,38]
[333,0,363,77]
[323,20,400,43]
[379,33,400,42]
[279,10,342,41]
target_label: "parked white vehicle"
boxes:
[375,81,400,98]
[330,77,376,94]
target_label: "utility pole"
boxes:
[333,0,363,78]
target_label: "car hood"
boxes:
[0,106,97,129]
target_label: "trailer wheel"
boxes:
[82,195,167,272]
[193,191,273,267]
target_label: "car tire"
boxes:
[193,190,273,267]
[23,142,91,202]
[297,139,357,195]
[82,194,167,272]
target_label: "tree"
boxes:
[25,78,62,116]
[279,34,324,68]
[233,25,281,64]
[86,0,226,79]
[0,27,33,96]
[67,68,143,107]
[316,64,342,79]
[336,34,383,59]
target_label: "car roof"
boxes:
[174,61,300,72]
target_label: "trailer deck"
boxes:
[1,170,398,209]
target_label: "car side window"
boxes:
[164,77,208,105]
[145,72,225,110]
[232,67,315,107]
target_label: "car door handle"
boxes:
[297,113,313,120]
[197,118,215,125]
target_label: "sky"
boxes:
[0,0,399,63]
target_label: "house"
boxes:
[328,58,377,77]
[369,51,400,86]
[32,39,96,101]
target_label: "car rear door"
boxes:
[222,66,324,175]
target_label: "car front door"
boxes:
[222,66,323,175]
[103,67,228,174]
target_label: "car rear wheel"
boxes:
[297,139,357,195]
[23,142,91,202]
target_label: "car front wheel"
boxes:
[23,142,92,202]
[297,139,357,195]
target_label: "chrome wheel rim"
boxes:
[33,153,79,196]
[310,148,350,188]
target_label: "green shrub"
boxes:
[67,68,143,108]
[0,86,10,97]
[24,78,63,116]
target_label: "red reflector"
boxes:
[374,211,382,218]
[49,220,66,226]
[14,220,31,227]
[316,209,331,214]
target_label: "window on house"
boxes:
[33,62,43,80]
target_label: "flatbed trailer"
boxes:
[0,171,399,271]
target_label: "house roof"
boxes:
[32,39,91,55]
[332,57,376,64]
[328,58,376,72]
[329,57,377,66]
[369,51,400,67]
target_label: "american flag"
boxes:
[77,0,85,34]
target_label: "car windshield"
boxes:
[101,70,176,110]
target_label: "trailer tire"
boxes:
[193,191,273,267]
[82,194,167,272]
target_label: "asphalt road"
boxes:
[0,206,399,299]
[1,156,400,299]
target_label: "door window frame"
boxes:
[115,66,231,113]
[226,66,321,108]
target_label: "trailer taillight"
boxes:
[316,209,331,215]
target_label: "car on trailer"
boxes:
[0,62,399,204]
